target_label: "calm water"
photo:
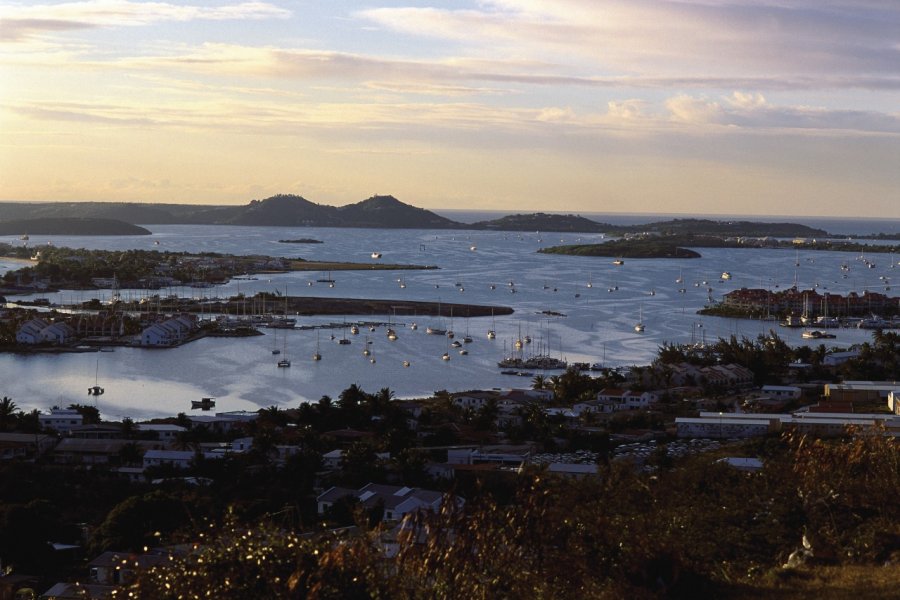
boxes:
[1,224,897,419]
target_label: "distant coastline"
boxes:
[436,209,900,237]
[1,195,898,236]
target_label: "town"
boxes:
[1,329,898,598]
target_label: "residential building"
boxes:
[317,482,451,522]
[39,407,83,432]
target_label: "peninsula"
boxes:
[0,244,435,295]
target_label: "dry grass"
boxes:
[722,564,900,599]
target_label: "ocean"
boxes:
[1,220,896,420]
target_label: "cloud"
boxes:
[0,1,290,42]
[357,1,900,87]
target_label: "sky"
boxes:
[1,1,899,217]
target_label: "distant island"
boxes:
[470,213,608,233]
[541,233,900,259]
[0,217,150,236]
[0,195,850,237]
[278,238,323,244]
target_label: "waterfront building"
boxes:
[721,287,899,318]
[14,318,74,344]
[140,314,197,346]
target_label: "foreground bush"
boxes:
[122,430,900,599]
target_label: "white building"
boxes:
[760,385,802,400]
[136,423,186,442]
[317,483,450,522]
[140,315,197,347]
[39,407,83,432]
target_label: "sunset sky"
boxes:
[1,1,899,217]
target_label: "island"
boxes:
[0,217,151,236]
[540,233,900,259]
[278,238,323,244]
[0,244,436,295]
[0,196,845,237]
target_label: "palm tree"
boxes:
[532,375,547,390]
[0,396,17,431]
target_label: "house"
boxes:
[451,390,498,410]
[822,350,861,367]
[825,381,900,404]
[16,318,76,345]
[135,423,187,442]
[584,389,660,412]
[140,314,197,347]
[40,321,76,344]
[699,364,754,389]
[322,449,344,470]
[760,385,802,400]
[142,450,200,470]
[88,550,170,586]
[186,412,257,434]
[16,318,49,344]
[39,407,84,432]
[675,416,781,439]
[0,432,56,460]
[317,482,451,522]
[51,439,161,466]
[447,444,534,467]
[573,399,615,415]
[41,582,115,599]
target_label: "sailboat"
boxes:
[312,330,321,361]
[338,321,351,345]
[487,309,496,339]
[634,305,645,333]
[271,328,281,355]
[88,356,105,396]
[277,332,291,367]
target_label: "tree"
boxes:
[68,403,100,425]
[92,491,189,553]
[0,397,17,431]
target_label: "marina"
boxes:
[2,220,899,420]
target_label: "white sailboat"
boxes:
[634,305,645,333]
